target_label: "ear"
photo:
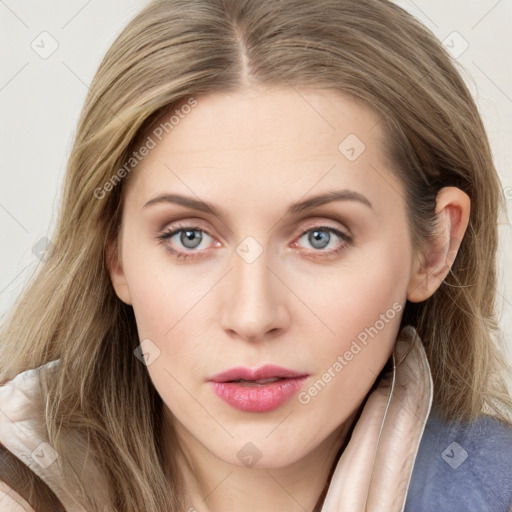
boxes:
[106,236,133,305]
[407,186,470,303]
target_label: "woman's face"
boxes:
[109,85,421,470]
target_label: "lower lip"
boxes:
[209,377,308,412]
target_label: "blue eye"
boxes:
[156,224,213,259]
[295,226,352,257]
[301,228,341,249]
[155,223,352,260]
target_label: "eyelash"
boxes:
[155,222,353,260]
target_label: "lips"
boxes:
[207,364,308,383]
[207,364,309,412]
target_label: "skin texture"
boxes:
[107,85,470,512]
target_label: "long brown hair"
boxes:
[1,0,511,510]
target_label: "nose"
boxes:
[220,245,289,342]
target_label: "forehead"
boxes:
[124,86,401,215]
[148,86,382,157]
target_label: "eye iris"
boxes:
[180,229,202,249]
[171,227,339,253]
[309,229,330,249]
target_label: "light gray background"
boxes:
[1,1,511,386]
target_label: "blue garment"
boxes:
[405,406,512,511]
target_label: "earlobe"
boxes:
[106,238,133,306]
[407,186,470,303]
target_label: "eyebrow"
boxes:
[143,189,373,217]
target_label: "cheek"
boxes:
[300,241,409,387]
[126,279,171,340]
[296,283,403,435]
[303,241,409,336]
[121,231,205,339]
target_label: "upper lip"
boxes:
[207,364,309,383]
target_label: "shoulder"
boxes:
[406,407,512,511]
[0,361,60,450]
[0,361,62,506]
[0,481,36,512]
[0,360,60,395]
[0,360,60,413]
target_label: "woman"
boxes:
[0,0,511,511]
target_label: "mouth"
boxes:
[207,365,309,413]
[224,377,288,386]
[207,364,309,383]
